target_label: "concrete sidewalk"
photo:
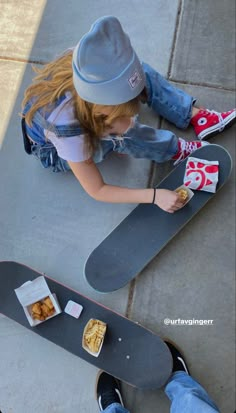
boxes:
[0,1,235,412]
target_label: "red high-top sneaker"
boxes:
[191,108,236,140]
[172,138,209,165]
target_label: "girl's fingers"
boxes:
[175,201,185,208]
[168,202,185,213]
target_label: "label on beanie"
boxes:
[128,70,142,89]
[183,157,219,193]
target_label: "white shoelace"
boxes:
[173,138,199,165]
[208,110,225,132]
[173,138,209,166]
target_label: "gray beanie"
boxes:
[72,16,145,105]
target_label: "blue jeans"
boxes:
[103,372,220,413]
[23,63,195,171]
[92,63,195,165]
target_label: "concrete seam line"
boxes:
[167,0,183,79]
[125,279,136,318]
[169,78,236,93]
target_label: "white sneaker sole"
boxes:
[95,370,124,410]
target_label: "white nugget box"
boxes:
[15,276,61,327]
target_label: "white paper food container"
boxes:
[175,185,194,208]
[15,276,62,327]
[82,319,107,357]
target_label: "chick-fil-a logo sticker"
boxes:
[184,157,219,193]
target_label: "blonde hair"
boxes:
[22,50,141,155]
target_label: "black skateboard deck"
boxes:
[0,261,172,389]
[84,144,232,292]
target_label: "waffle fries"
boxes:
[82,319,107,356]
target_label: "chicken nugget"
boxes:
[47,308,55,317]
[41,303,51,317]
[176,188,188,201]
[43,297,54,310]
[32,313,45,321]
[31,302,41,315]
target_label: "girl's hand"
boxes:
[154,189,185,213]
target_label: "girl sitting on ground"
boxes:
[21,16,235,213]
